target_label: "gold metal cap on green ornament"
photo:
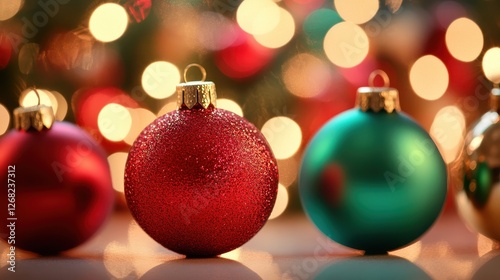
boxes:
[356,70,401,113]
[176,64,217,110]
[489,87,500,113]
[14,88,55,131]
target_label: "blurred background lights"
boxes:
[19,88,67,120]
[217,98,243,117]
[254,8,295,49]
[430,106,465,164]
[108,152,128,192]
[323,22,369,68]
[89,3,129,43]
[198,12,238,51]
[50,91,68,121]
[269,184,289,220]
[385,0,403,13]
[482,47,500,84]
[141,61,180,99]
[157,101,177,116]
[98,103,132,142]
[261,116,302,159]
[303,9,342,51]
[334,0,379,24]
[410,55,449,100]
[124,108,156,145]
[0,103,9,135]
[282,53,331,98]
[0,0,22,21]
[445,17,484,62]
[236,0,280,35]
[277,157,298,187]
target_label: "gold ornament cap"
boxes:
[14,89,55,131]
[177,64,217,110]
[490,87,500,113]
[356,70,401,113]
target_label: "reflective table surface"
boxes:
[1,211,499,280]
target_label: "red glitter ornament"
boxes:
[0,99,114,255]
[125,64,279,257]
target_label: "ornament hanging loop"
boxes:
[184,63,207,83]
[369,70,390,88]
[32,87,41,106]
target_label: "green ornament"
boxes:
[299,71,447,253]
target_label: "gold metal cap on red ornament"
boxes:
[355,70,401,113]
[176,64,217,110]
[14,88,55,131]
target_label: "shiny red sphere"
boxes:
[0,122,114,255]
[125,108,279,257]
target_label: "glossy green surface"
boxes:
[299,109,447,253]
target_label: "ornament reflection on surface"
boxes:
[140,258,261,280]
[456,88,500,242]
[472,251,500,280]
[314,256,431,280]
[0,259,109,280]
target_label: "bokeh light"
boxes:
[324,22,369,68]
[157,101,177,116]
[89,3,129,43]
[261,116,302,159]
[108,152,128,192]
[0,103,9,135]
[269,184,289,220]
[215,29,275,79]
[217,98,243,117]
[20,88,59,117]
[123,0,152,23]
[254,8,295,49]
[236,0,280,35]
[277,157,298,187]
[385,0,403,13]
[282,52,331,98]
[124,108,156,145]
[303,8,342,51]
[409,55,449,100]
[0,0,22,21]
[334,0,379,24]
[482,47,500,84]
[142,61,181,99]
[430,106,465,164]
[445,18,483,62]
[50,91,68,121]
[0,34,12,69]
[18,43,39,75]
[98,103,132,142]
[198,12,238,51]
